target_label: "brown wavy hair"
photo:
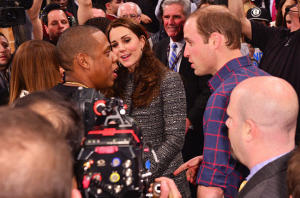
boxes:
[191,5,242,49]
[106,18,167,108]
[9,40,61,104]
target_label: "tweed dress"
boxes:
[122,70,191,197]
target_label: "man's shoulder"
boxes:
[239,177,288,198]
[51,84,79,101]
[211,65,268,98]
[239,152,291,198]
[154,37,170,50]
[153,37,170,61]
[239,172,288,198]
[226,64,269,83]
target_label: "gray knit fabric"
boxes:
[123,70,191,197]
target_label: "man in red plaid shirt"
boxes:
[155,5,269,198]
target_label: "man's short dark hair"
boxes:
[56,25,101,71]
[41,3,69,26]
[0,107,73,198]
[13,90,84,157]
[84,17,111,33]
[93,0,109,10]
[189,5,241,49]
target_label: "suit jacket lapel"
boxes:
[162,39,170,66]
[239,151,293,197]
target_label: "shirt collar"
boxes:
[169,38,185,50]
[208,56,252,92]
[246,151,291,181]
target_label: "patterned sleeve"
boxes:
[151,71,187,176]
[196,91,239,189]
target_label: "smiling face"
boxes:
[184,17,215,76]
[0,35,11,70]
[162,3,186,42]
[109,26,145,72]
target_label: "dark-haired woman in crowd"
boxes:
[106,18,190,197]
[9,40,61,103]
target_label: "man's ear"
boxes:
[137,16,141,24]
[208,32,223,49]
[105,2,111,11]
[44,24,49,35]
[71,188,82,198]
[244,119,255,142]
[75,53,90,70]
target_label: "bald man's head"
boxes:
[231,76,298,132]
[226,76,298,167]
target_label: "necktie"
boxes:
[169,43,178,72]
[271,0,277,21]
[238,180,247,192]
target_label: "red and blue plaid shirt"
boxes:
[196,56,269,198]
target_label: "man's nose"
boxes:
[183,47,189,58]
[168,17,175,25]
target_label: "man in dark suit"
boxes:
[154,0,211,164]
[225,76,297,198]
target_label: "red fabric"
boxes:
[272,0,277,21]
[106,14,117,21]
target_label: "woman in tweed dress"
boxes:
[106,18,190,197]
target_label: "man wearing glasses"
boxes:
[117,2,142,24]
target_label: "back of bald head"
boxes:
[56,25,105,71]
[0,107,73,198]
[232,76,298,134]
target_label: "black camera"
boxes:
[0,0,33,27]
[74,88,156,198]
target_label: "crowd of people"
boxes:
[1,0,300,198]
